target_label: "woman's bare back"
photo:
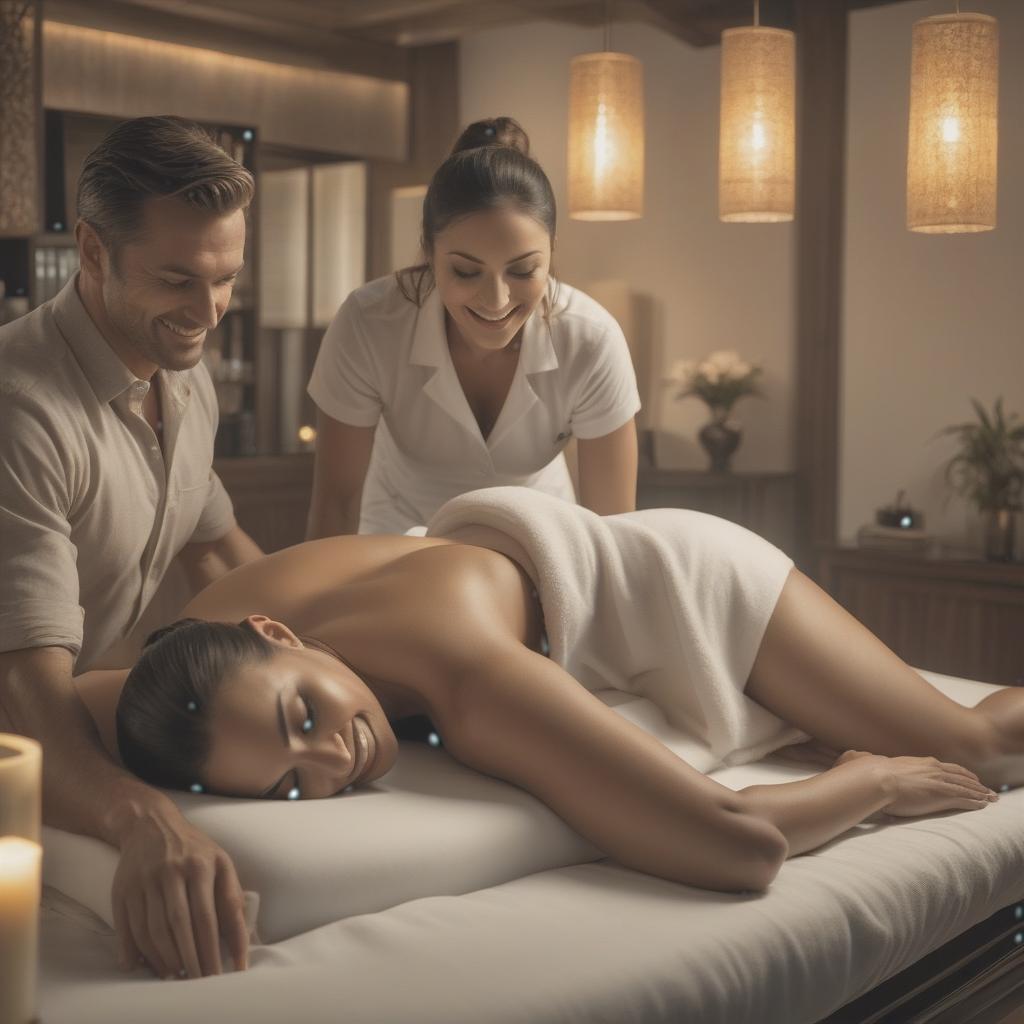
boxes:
[182,534,547,708]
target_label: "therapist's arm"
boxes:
[306,409,376,539]
[0,646,249,979]
[178,524,263,594]
[576,418,639,516]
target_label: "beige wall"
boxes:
[842,0,1022,548]
[460,20,796,472]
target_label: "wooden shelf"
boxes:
[818,545,1024,686]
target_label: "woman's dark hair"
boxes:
[116,618,273,792]
[77,115,255,263]
[396,116,557,306]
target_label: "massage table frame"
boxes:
[822,901,1024,1023]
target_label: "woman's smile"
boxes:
[467,305,520,328]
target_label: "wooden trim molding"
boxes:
[794,0,848,572]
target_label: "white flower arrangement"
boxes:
[665,349,762,414]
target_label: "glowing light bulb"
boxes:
[297,425,316,444]
[751,121,766,151]
[941,116,960,143]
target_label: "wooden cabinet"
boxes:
[216,454,314,553]
[818,546,1024,686]
[637,469,797,556]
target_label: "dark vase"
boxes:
[984,507,1017,561]
[698,406,742,472]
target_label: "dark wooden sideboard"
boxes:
[637,469,797,557]
[215,459,799,557]
[818,546,1024,686]
[215,453,315,553]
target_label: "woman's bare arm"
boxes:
[437,638,787,893]
[575,419,638,516]
[306,411,376,539]
[738,754,994,856]
[432,635,996,889]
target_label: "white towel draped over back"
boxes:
[427,487,806,770]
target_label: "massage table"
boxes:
[35,670,1024,1024]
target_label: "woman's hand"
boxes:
[837,750,998,817]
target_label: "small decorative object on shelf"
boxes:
[937,397,1024,562]
[857,490,932,554]
[665,349,762,472]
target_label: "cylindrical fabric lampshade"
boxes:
[718,26,795,223]
[907,13,998,234]
[568,52,644,221]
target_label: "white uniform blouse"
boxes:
[307,274,641,534]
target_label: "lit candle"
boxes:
[0,837,42,1024]
[0,735,42,842]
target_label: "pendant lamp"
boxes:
[906,9,998,233]
[718,1,795,223]
[568,3,644,221]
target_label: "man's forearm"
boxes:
[0,648,177,846]
[211,524,263,569]
[179,524,263,593]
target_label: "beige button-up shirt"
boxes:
[0,277,236,670]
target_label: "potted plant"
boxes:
[938,397,1024,561]
[665,350,762,471]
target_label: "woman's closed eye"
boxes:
[451,266,539,280]
[300,696,316,734]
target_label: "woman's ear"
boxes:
[242,614,302,648]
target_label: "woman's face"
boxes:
[201,621,399,800]
[431,206,552,355]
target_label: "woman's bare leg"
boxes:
[746,570,1017,785]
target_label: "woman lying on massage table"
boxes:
[85,491,1019,918]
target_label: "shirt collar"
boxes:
[409,281,560,374]
[52,274,194,408]
[52,275,141,405]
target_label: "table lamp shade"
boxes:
[718,26,795,223]
[568,51,644,221]
[907,13,998,233]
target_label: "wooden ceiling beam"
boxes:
[44,0,411,80]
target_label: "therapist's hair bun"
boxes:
[451,117,531,157]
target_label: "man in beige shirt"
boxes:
[0,116,263,981]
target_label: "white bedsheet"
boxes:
[36,672,1024,1024]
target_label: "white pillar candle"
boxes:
[0,837,42,1024]
[0,736,42,842]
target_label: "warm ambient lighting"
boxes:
[0,734,41,842]
[568,51,644,221]
[0,836,42,1024]
[297,425,316,444]
[907,12,999,233]
[718,21,795,223]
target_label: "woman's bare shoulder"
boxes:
[181,534,455,622]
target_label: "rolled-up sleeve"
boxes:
[307,293,384,427]
[0,397,83,656]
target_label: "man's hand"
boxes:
[112,804,249,979]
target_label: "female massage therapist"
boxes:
[305,116,641,536]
